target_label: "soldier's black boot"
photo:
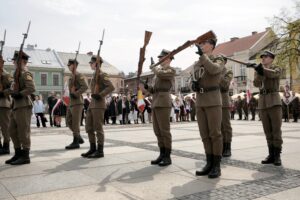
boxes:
[5,148,21,164]
[0,140,2,150]
[65,136,80,149]
[81,143,96,158]
[223,143,232,157]
[0,142,10,155]
[208,155,222,179]
[88,144,104,158]
[151,147,165,165]
[158,148,172,167]
[222,143,226,155]
[10,148,30,165]
[273,147,282,166]
[195,154,213,176]
[78,135,84,144]
[261,145,274,164]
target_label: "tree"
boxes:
[270,1,300,90]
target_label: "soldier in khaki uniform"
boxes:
[5,51,35,165]
[220,58,233,157]
[192,39,225,178]
[250,50,283,166]
[0,55,13,155]
[65,59,88,149]
[81,56,114,158]
[144,49,176,167]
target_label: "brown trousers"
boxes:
[9,107,32,149]
[197,106,223,156]
[260,106,283,148]
[85,108,105,145]
[152,108,172,149]
[0,107,11,143]
[66,105,83,137]
[221,107,232,143]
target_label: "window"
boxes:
[53,74,59,86]
[41,73,47,86]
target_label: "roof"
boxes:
[57,52,122,76]
[2,46,64,69]
[213,30,268,56]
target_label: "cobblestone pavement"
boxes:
[0,120,300,200]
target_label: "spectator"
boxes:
[52,94,66,127]
[291,91,299,122]
[47,91,56,127]
[33,95,47,128]
[109,96,118,124]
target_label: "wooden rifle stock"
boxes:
[150,30,216,69]
[136,30,152,89]
[220,54,249,66]
[14,21,31,92]
[94,29,105,94]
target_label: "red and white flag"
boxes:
[246,79,251,104]
[63,81,70,106]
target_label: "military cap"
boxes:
[89,56,97,64]
[11,50,30,61]
[67,59,79,66]
[260,50,275,59]
[204,38,217,48]
[158,49,174,60]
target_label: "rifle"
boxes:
[150,30,216,69]
[71,41,81,93]
[93,29,105,94]
[0,29,6,91]
[220,54,248,66]
[14,21,31,92]
[137,31,152,90]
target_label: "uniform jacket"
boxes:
[68,72,88,107]
[194,54,225,107]
[89,70,115,109]
[220,67,233,108]
[253,65,281,109]
[0,70,13,108]
[146,66,176,109]
[12,70,36,110]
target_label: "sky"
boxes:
[0,0,297,74]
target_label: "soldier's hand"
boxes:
[11,92,23,99]
[254,63,264,76]
[195,44,203,56]
[97,56,103,65]
[246,63,257,68]
[0,91,5,98]
[70,93,78,99]
[91,94,101,100]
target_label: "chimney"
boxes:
[265,27,271,31]
[252,31,258,35]
[230,37,239,42]
[26,44,35,50]
[87,51,93,56]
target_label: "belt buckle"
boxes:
[199,88,204,93]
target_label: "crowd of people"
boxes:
[32,90,300,128]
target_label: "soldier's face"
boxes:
[90,62,96,70]
[159,57,171,68]
[261,56,273,66]
[200,42,213,54]
[68,64,75,72]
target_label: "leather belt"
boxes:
[198,86,220,94]
[259,89,278,95]
[220,89,229,93]
[154,89,170,93]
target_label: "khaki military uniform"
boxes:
[194,54,225,156]
[9,70,35,149]
[253,65,282,148]
[67,72,88,137]
[85,71,114,145]
[220,68,233,143]
[146,66,176,150]
[0,71,13,144]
